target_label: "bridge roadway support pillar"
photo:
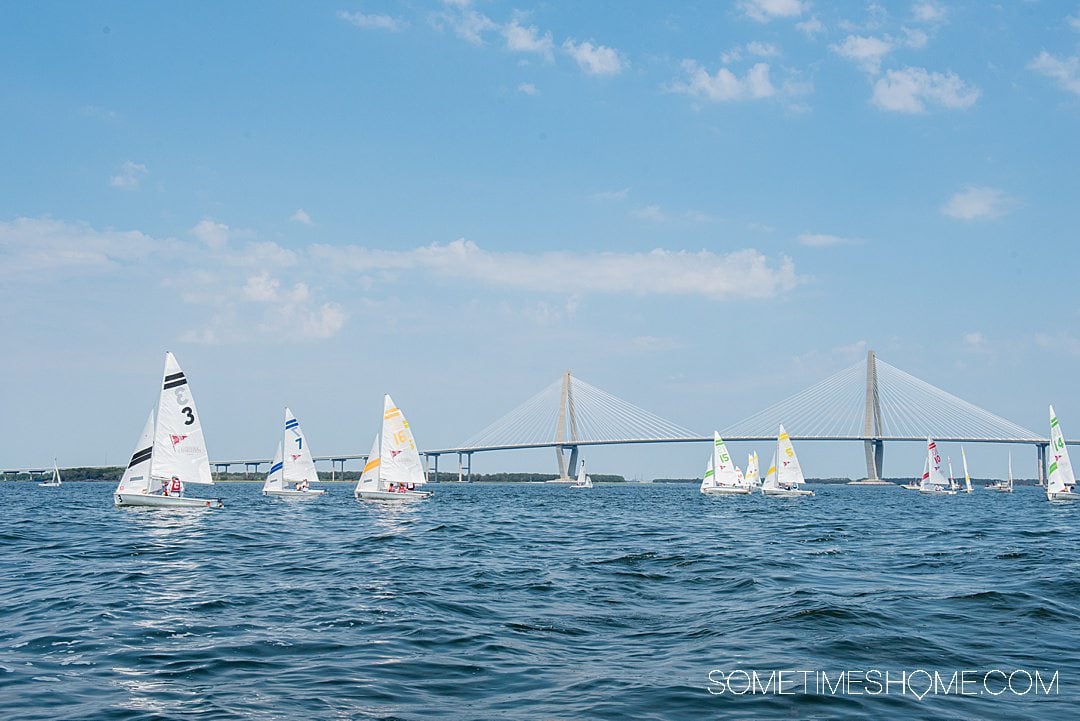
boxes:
[466,453,473,483]
[1037,443,1047,486]
[432,454,439,484]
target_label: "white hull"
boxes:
[570,484,592,489]
[919,488,957,496]
[848,479,894,485]
[115,493,223,509]
[991,487,1014,493]
[701,485,752,495]
[1047,491,1080,501]
[762,487,814,497]
[899,483,920,490]
[38,482,61,487]
[263,488,326,498]
[355,489,432,502]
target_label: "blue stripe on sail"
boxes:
[285,420,299,429]
[269,462,284,474]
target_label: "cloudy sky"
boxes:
[2,1,1078,479]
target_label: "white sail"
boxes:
[576,460,593,487]
[379,394,426,487]
[1048,405,1076,494]
[923,438,949,490]
[700,455,715,490]
[961,447,972,492]
[704,432,742,488]
[355,434,381,494]
[761,451,779,491]
[744,452,760,487]
[150,352,213,486]
[52,461,61,486]
[775,424,806,488]
[116,409,156,495]
[1007,452,1014,491]
[263,441,285,493]
[282,407,319,485]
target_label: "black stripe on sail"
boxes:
[163,378,188,390]
[128,447,152,468]
[164,372,185,382]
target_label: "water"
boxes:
[2,482,1079,720]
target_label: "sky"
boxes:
[2,0,1079,480]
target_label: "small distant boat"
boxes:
[701,432,752,495]
[1047,405,1078,501]
[354,395,433,502]
[987,453,1014,492]
[263,408,325,498]
[960,447,974,493]
[900,457,924,490]
[919,438,956,495]
[114,352,223,509]
[744,451,761,488]
[761,424,814,497]
[947,457,960,492]
[570,460,593,489]
[38,460,61,487]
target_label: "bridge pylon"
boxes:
[853,350,891,484]
[555,370,580,480]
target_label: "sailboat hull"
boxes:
[899,483,920,490]
[701,485,751,495]
[355,489,432,502]
[919,488,957,496]
[263,488,326,498]
[762,487,814,497]
[38,482,61,487]
[115,493,223,509]
[1047,491,1080,501]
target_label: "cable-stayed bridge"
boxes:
[3,351,1064,482]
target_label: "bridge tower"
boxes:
[555,370,580,479]
[859,350,887,483]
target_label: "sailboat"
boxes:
[947,457,959,491]
[744,451,761,488]
[354,395,433,502]
[1047,405,1078,501]
[987,453,1014,492]
[114,352,223,509]
[900,457,925,490]
[570,460,593,489]
[38,460,61,487]
[700,432,751,495]
[263,408,325,497]
[960,447,973,493]
[761,424,814,497]
[919,438,956,495]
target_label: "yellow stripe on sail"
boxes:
[363,458,380,473]
[384,408,401,419]
[779,432,789,441]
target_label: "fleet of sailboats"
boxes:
[263,408,325,498]
[700,432,751,495]
[114,352,223,509]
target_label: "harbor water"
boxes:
[2,482,1079,720]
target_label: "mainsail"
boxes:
[151,352,213,486]
[775,424,806,488]
[379,394,426,487]
[282,407,318,485]
[1048,405,1076,494]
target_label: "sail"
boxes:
[761,451,779,490]
[1048,405,1076,494]
[116,409,156,495]
[924,438,949,489]
[961,447,972,492]
[744,452,760,486]
[700,456,715,491]
[52,461,61,485]
[379,395,426,486]
[150,352,213,485]
[1007,452,1013,490]
[282,407,319,485]
[264,441,285,492]
[355,434,381,493]
[707,432,742,488]
[775,424,805,487]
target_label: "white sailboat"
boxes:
[263,408,325,497]
[960,447,973,493]
[761,424,814,497]
[988,453,1015,492]
[919,438,956,495]
[570,460,593,489]
[114,352,223,509]
[1047,405,1078,501]
[38,460,61,487]
[947,457,959,491]
[900,457,925,490]
[354,395,433,502]
[744,451,761,488]
[700,432,751,495]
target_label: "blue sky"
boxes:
[2,0,1079,480]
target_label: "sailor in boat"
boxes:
[162,475,184,497]
[294,479,310,492]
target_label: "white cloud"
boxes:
[438,4,497,45]
[562,39,626,76]
[671,60,775,102]
[831,35,894,74]
[0,217,158,274]
[912,1,946,23]
[192,218,230,249]
[517,82,539,95]
[290,208,313,225]
[963,331,988,351]
[337,10,406,31]
[903,27,929,49]
[109,161,148,190]
[740,0,807,22]
[941,186,1015,221]
[871,66,979,112]
[747,41,781,57]
[797,233,858,247]
[590,187,630,201]
[503,18,553,58]
[1029,51,1080,95]
[796,16,825,35]
[632,205,667,221]
[310,238,800,301]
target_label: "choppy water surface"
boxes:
[3,482,1080,720]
